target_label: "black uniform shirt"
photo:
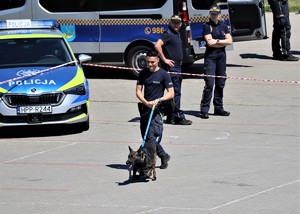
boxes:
[137,68,173,101]
[203,20,230,50]
[160,26,183,62]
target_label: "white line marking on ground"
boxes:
[133,206,208,213]
[0,142,79,165]
[0,202,209,211]
[208,179,300,211]
[135,207,165,213]
[215,132,230,140]
[0,202,148,208]
[2,180,299,214]
[169,136,179,139]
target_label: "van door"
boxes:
[186,0,232,55]
[228,0,267,41]
[33,0,101,56]
[97,0,174,68]
[186,0,267,55]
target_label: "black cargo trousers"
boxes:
[138,103,168,159]
[268,0,291,56]
[200,48,227,114]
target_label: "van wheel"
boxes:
[126,46,152,78]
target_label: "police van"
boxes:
[0,0,267,77]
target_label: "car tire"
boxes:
[126,46,152,78]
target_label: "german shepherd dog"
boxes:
[126,142,157,181]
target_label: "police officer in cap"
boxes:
[267,0,299,61]
[199,5,233,119]
[155,15,192,125]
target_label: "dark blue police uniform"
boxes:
[200,20,229,114]
[137,67,173,160]
[268,0,290,57]
[160,26,186,122]
[267,0,298,61]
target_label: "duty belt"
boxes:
[207,47,225,52]
[174,61,182,66]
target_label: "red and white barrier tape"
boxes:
[168,72,300,84]
[0,61,76,85]
[83,63,300,84]
[1,62,299,85]
[83,63,139,71]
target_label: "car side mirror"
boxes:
[78,54,92,64]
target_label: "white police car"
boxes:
[0,19,91,131]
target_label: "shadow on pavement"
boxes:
[83,65,136,80]
[106,164,151,185]
[240,53,273,60]
[0,125,83,138]
[106,164,128,170]
[116,177,150,186]
[240,50,300,60]
[183,110,200,118]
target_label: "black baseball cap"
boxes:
[147,50,159,57]
[209,5,221,15]
[170,15,182,23]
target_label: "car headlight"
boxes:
[64,84,86,95]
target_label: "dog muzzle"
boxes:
[126,161,133,171]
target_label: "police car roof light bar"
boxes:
[0,19,57,30]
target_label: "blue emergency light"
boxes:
[0,19,57,30]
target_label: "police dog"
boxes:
[126,142,157,181]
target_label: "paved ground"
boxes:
[0,13,299,214]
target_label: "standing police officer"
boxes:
[155,15,192,125]
[267,0,299,61]
[199,5,233,119]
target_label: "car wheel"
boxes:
[126,46,152,78]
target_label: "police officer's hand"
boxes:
[164,59,175,67]
[207,38,218,46]
[146,99,160,108]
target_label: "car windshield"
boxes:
[0,38,73,68]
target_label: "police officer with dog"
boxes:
[155,15,192,125]
[267,0,299,61]
[199,5,233,119]
[136,50,174,169]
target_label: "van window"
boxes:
[0,0,25,11]
[191,0,226,10]
[39,0,100,12]
[39,0,167,12]
[100,0,167,11]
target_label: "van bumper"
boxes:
[182,48,195,64]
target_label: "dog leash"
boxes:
[141,105,156,148]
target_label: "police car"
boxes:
[0,19,91,131]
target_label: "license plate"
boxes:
[17,105,52,114]
[199,41,206,48]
